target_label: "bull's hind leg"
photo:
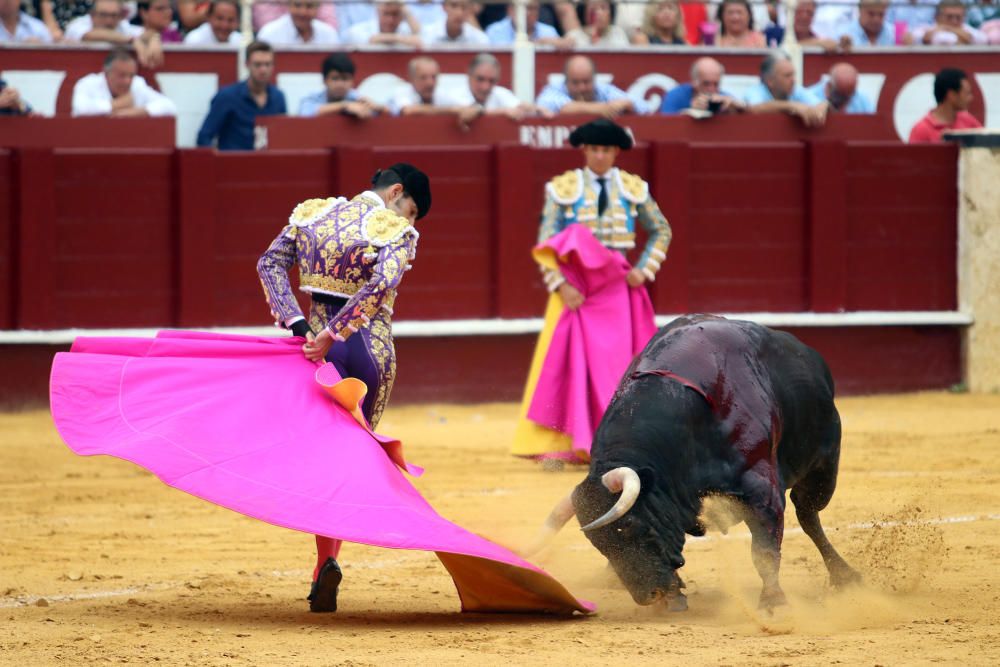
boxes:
[790,465,861,588]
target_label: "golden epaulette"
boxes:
[288,197,342,227]
[546,169,583,205]
[363,208,414,247]
[617,170,649,204]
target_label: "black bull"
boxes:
[562,315,860,609]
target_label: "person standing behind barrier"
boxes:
[258,0,340,45]
[183,0,242,45]
[536,55,654,117]
[299,52,385,118]
[744,51,828,127]
[434,53,552,123]
[512,119,670,469]
[196,41,287,151]
[908,68,983,143]
[659,57,746,115]
[807,63,875,114]
[388,55,444,115]
[71,47,177,117]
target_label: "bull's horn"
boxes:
[580,467,641,532]
[520,492,576,557]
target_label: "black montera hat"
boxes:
[568,118,634,150]
[375,163,432,220]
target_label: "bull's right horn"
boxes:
[580,467,641,532]
[520,491,576,557]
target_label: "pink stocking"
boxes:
[313,535,343,581]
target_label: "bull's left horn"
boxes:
[580,467,641,532]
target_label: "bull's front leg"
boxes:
[740,469,788,610]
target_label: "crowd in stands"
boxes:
[0,0,992,143]
[3,0,1000,48]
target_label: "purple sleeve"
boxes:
[256,225,304,328]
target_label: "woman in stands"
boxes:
[565,0,630,47]
[716,0,766,47]
[633,0,686,45]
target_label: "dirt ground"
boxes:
[2,392,1000,666]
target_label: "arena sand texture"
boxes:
[2,392,1000,665]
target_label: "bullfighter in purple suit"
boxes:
[256,163,431,613]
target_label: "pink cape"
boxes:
[526,225,657,457]
[49,330,592,615]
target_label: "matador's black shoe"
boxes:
[307,557,343,613]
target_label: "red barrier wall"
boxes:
[0,150,13,330]
[1,138,958,330]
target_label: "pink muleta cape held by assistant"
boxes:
[49,330,592,615]
[526,224,658,458]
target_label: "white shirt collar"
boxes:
[584,166,617,191]
[359,189,386,208]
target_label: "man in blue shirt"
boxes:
[486,0,569,46]
[197,41,287,151]
[298,52,384,118]
[660,57,746,115]
[744,52,829,127]
[807,63,875,114]
[536,55,653,116]
[839,0,896,47]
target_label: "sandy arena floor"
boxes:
[2,392,1000,666]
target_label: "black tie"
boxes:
[597,177,608,217]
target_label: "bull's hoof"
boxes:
[758,588,787,611]
[830,565,863,589]
[666,592,688,612]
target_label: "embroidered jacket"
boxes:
[257,192,418,341]
[537,167,671,291]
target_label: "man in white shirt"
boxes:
[436,53,551,122]
[421,0,488,45]
[345,0,422,47]
[388,55,444,115]
[72,47,177,117]
[0,0,54,42]
[64,0,164,68]
[911,0,988,45]
[258,0,340,45]
[183,0,242,45]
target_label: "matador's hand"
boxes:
[303,328,335,363]
[558,283,585,310]
[626,268,646,288]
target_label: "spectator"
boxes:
[912,0,987,45]
[299,52,385,118]
[763,0,840,50]
[176,0,210,34]
[633,0,686,45]
[422,0,488,44]
[744,51,828,127]
[196,41,287,150]
[716,0,766,47]
[436,52,551,122]
[71,47,177,117]
[0,77,33,114]
[839,0,896,47]
[909,67,983,143]
[388,55,444,115]
[659,56,746,115]
[811,1,857,40]
[258,0,340,45]
[39,0,92,40]
[485,0,570,47]
[887,0,936,34]
[344,0,422,47]
[536,54,653,116]
[63,0,168,67]
[253,0,338,33]
[565,0,630,47]
[0,0,54,42]
[407,0,446,27]
[183,0,242,45]
[807,63,875,113]
[136,0,183,43]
